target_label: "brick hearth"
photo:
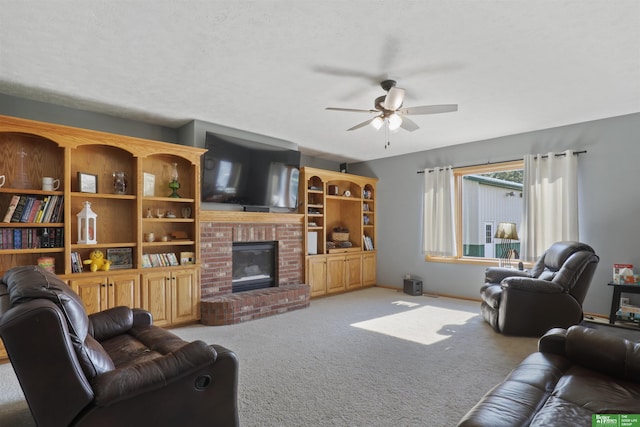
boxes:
[200,284,310,326]
[199,212,310,325]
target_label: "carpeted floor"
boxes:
[2,287,639,426]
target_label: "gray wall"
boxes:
[349,113,640,317]
[0,94,340,173]
[0,93,178,143]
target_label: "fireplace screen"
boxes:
[232,241,277,293]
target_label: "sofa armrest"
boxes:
[92,340,218,406]
[501,277,565,293]
[565,326,640,381]
[89,306,133,341]
[484,267,529,284]
[538,327,568,354]
[132,307,153,327]
[89,307,154,341]
[539,325,640,382]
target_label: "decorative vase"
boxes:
[113,171,127,194]
[13,147,34,189]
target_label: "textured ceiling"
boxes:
[1,1,639,162]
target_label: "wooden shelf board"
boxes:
[0,247,63,254]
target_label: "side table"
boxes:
[608,282,640,324]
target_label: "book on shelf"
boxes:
[10,196,28,222]
[44,195,64,223]
[26,198,42,223]
[142,254,152,268]
[13,229,21,249]
[19,197,36,222]
[168,253,179,266]
[144,253,181,268]
[3,195,64,224]
[34,196,49,222]
[71,252,84,273]
[362,234,374,251]
[2,195,21,223]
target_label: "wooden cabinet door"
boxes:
[141,271,172,327]
[108,274,140,309]
[345,254,362,290]
[307,256,327,297]
[326,256,346,294]
[70,276,108,315]
[362,252,376,286]
[171,268,199,325]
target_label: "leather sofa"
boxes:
[0,266,239,427]
[457,325,640,426]
[481,241,599,336]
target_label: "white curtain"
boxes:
[423,166,457,256]
[521,149,579,261]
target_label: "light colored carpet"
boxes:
[0,287,562,426]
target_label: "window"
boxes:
[427,160,524,264]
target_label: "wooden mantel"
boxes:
[200,210,304,224]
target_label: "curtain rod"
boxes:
[416,150,587,174]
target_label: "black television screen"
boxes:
[202,133,300,209]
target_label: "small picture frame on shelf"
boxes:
[78,172,98,193]
[143,172,155,197]
[180,251,195,265]
[107,247,133,270]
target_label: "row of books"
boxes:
[70,252,84,273]
[142,253,180,268]
[2,195,65,224]
[362,234,375,251]
[0,227,64,249]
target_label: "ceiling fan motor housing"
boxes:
[380,79,397,92]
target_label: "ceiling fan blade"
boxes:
[326,107,378,113]
[313,65,384,82]
[399,115,419,132]
[399,104,458,115]
[382,87,405,111]
[347,118,376,131]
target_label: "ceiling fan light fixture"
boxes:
[388,113,402,131]
[371,116,384,130]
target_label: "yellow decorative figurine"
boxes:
[83,249,112,272]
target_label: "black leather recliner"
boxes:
[0,266,239,427]
[480,241,599,336]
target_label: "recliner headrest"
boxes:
[2,266,115,379]
[543,241,595,271]
[2,266,89,341]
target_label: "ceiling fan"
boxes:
[326,79,458,133]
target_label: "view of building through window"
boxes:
[461,167,523,259]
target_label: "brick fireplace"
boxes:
[199,211,310,325]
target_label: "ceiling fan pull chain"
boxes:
[385,122,390,149]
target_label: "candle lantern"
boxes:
[168,162,181,198]
[77,201,97,244]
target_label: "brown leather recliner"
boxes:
[457,325,640,426]
[0,266,239,427]
[480,241,599,336]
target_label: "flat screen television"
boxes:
[202,132,300,209]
